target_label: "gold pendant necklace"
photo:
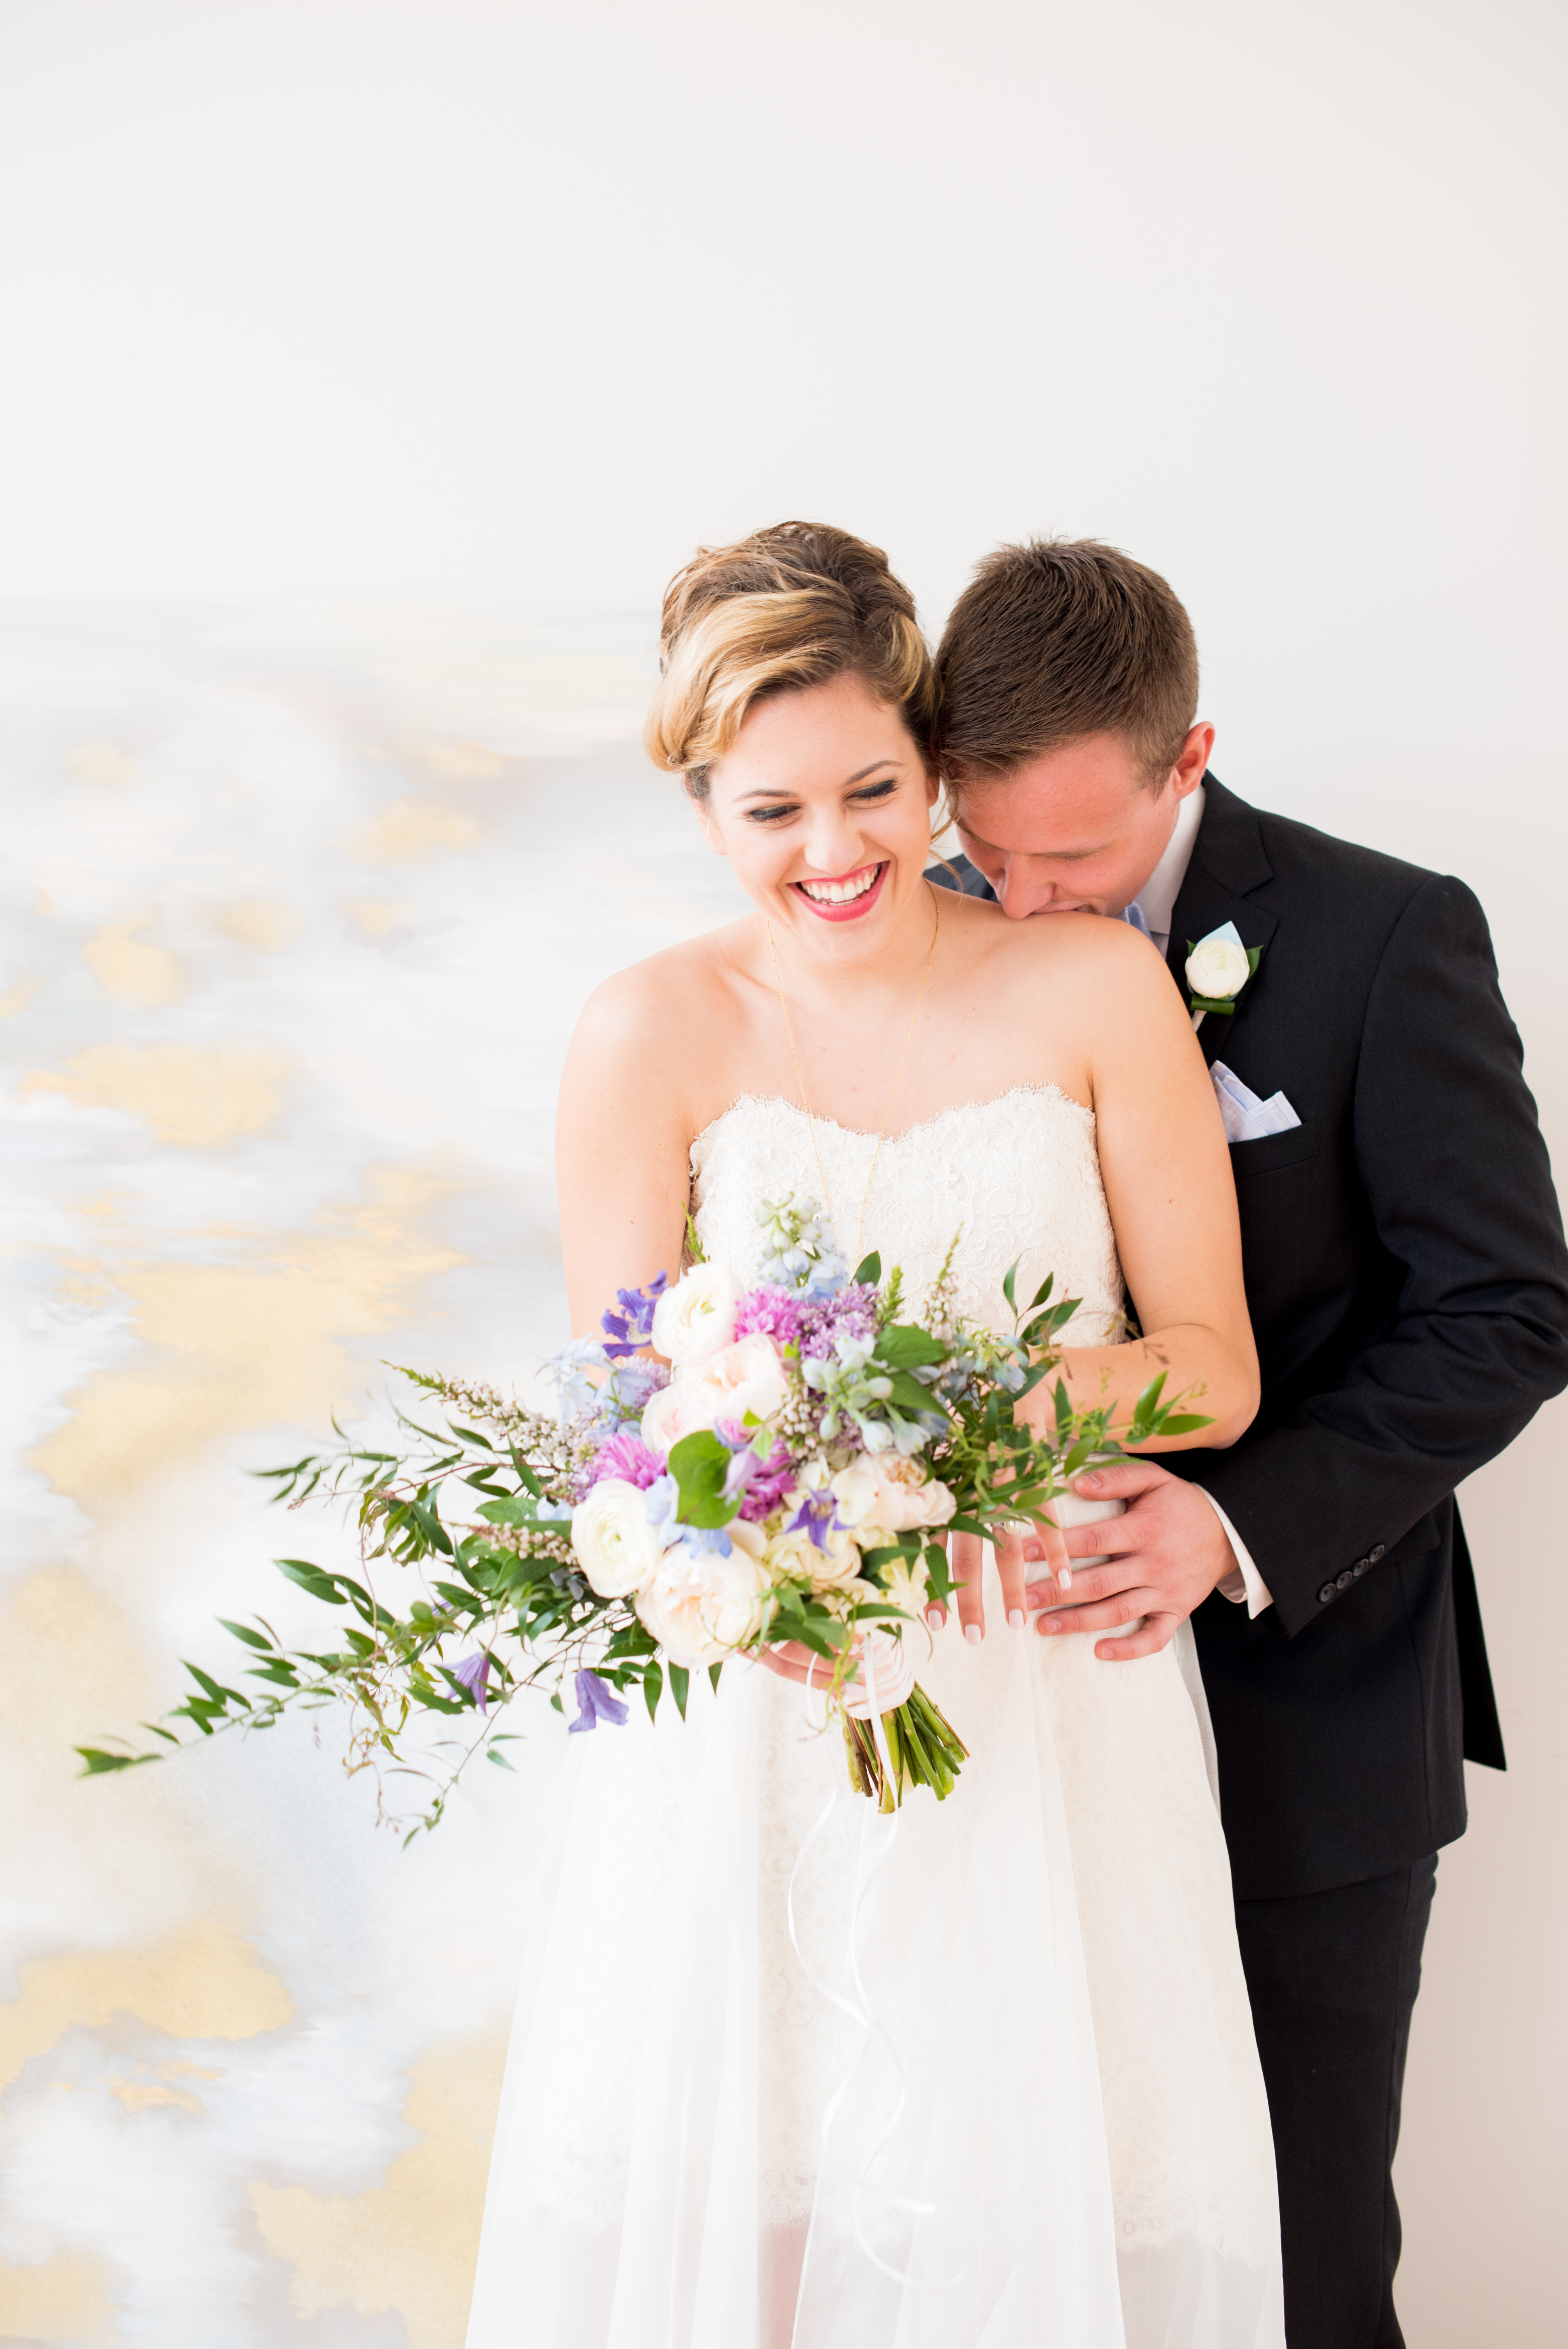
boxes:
[764,880,941,1271]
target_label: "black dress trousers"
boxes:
[1233,1858,1438,2349]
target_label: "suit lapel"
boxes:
[1167,775,1278,1065]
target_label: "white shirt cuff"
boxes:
[1195,1488,1274,1616]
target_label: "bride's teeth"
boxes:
[801,867,878,904]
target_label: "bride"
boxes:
[465,523,1285,2348]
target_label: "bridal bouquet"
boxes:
[78,1198,1207,1833]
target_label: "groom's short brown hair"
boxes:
[935,538,1199,786]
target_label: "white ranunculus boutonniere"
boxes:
[1185,920,1261,1032]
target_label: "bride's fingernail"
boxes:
[964,1623,983,1646]
[1007,1608,1025,1630]
[926,1607,944,1631]
[1058,1567,1073,1590]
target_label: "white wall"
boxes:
[0,3,1563,2341]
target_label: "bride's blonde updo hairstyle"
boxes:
[646,521,937,801]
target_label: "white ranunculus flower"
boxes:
[639,1379,703,1458]
[650,1263,742,1366]
[571,1477,668,1599]
[764,1520,862,1591]
[832,1453,957,1535]
[636,1542,768,1666]
[1185,923,1252,1002]
[682,1333,789,1432]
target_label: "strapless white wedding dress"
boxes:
[465,1090,1285,2349]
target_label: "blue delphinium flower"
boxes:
[755,1194,847,1299]
[567,1668,631,1734]
[545,1334,611,1420]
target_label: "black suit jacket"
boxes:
[936,777,1568,1898]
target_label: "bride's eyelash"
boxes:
[745,777,898,825]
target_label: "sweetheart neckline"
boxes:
[690,1082,1095,1158]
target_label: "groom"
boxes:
[929,540,1568,2348]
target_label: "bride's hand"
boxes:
[924,1519,1072,1643]
[757,1639,839,1690]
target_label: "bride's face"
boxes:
[701,674,938,958]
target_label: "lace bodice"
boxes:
[691,1085,1125,1346]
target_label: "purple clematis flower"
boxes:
[786,1485,847,1552]
[454,1651,494,1713]
[601,1272,670,1360]
[568,1668,631,1734]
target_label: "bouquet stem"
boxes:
[841,1681,969,1811]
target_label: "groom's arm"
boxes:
[1176,872,1568,1636]
[1028,872,1568,1653]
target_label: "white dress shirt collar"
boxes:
[1130,783,1205,954]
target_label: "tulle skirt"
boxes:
[464,1540,1285,2349]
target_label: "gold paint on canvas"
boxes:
[0,2249,118,2344]
[30,1166,462,1500]
[84,918,186,1007]
[249,2035,506,2349]
[24,1043,289,1148]
[348,795,479,865]
[0,977,40,1019]
[220,898,301,951]
[0,1922,292,2091]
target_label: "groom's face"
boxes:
[953,728,1208,921]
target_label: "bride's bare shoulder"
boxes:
[568,919,753,1064]
[957,896,1176,1003]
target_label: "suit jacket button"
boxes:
[1369,1543,1386,1561]
[1354,1556,1371,1572]
[1318,1582,1337,1603]
[1336,1569,1354,1590]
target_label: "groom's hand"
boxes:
[1024,1460,1238,1661]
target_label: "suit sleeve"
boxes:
[1185,874,1568,1635]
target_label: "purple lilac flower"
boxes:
[734,1285,807,1347]
[600,1271,670,1360]
[454,1651,493,1713]
[567,1668,631,1734]
[585,1429,666,1490]
[798,1283,878,1361]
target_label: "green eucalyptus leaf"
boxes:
[218,1618,273,1651]
[75,1747,159,1776]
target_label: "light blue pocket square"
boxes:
[1210,1060,1303,1144]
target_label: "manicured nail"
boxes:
[1007,1608,1025,1630]
[926,1607,944,1630]
[964,1623,983,1646]
[1058,1567,1073,1590]
[1077,1472,1101,1490]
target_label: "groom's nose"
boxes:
[990,857,1081,920]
